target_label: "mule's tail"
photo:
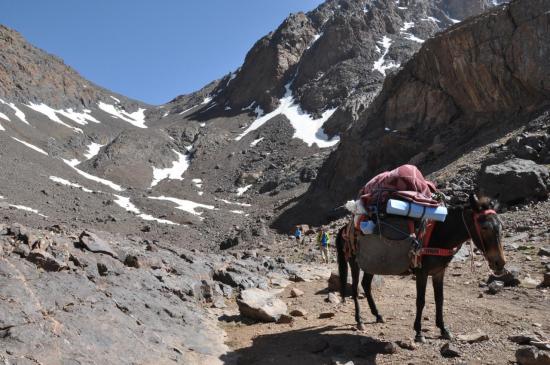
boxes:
[336,225,348,301]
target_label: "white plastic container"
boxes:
[386,199,447,222]
[360,220,376,234]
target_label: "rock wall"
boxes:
[275,0,550,229]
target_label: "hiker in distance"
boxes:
[318,228,331,263]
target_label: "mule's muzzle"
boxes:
[489,257,506,275]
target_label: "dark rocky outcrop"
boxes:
[479,158,549,204]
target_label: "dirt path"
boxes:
[221,253,549,364]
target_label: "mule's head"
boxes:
[469,194,506,274]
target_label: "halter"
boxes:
[462,209,498,257]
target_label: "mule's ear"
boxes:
[469,193,481,211]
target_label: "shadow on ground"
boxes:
[221,325,396,365]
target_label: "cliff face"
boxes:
[275,0,550,228]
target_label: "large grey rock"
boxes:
[237,288,287,322]
[79,231,118,259]
[479,159,549,204]
[516,347,550,365]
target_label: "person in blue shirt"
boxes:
[294,226,303,243]
[317,229,331,263]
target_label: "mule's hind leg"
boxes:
[361,273,384,323]
[413,272,428,343]
[433,270,453,340]
[350,260,364,330]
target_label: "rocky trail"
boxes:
[221,212,550,365]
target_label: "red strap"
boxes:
[419,221,456,257]
[420,247,457,256]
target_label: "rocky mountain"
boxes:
[275,0,550,228]
[1,0,505,252]
[6,0,548,363]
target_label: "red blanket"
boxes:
[360,164,440,207]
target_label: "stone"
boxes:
[440,343,461,358]
[27,250,67,272]
[237,288,287,323]
[541,273,550,288]
[538,247,550,257]
[516,347,550,365]
[276,314,294,324]
[290,288,304,298]
[509,334,542,345]
[487,280,504,294]
[521,277,540,289]
[488,268,521,287]
[12,243,30,257]
[79,231,118,258]
[327,292,341,304]
[395,340,416,350]
[97,262,109,276]
[457,332,489,343]
[124,255,140,268]
[319,312,335,319]
[479,159,549,205]
[289,308,307,317]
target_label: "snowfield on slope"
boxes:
[236,83,338,148]
[151,150,190,187]
[98,102,147,128]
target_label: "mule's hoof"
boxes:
[440,329,453,341]
[357,323,366,331]
[414,335,426,343]
[376,316,385,324]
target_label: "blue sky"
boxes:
[0,0,324,105]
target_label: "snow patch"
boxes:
[373,36,400,76]
[11,137,48,156]
[229,210,245,215]
[149,196,215,217]
[151,150,190,187]
[84,142,104,160]
[0,99,29,124]
[49,176,93,193]
[236,185,252,196]
[0,112,10,121]
[218,198,251,207]
[26,103,84,133]
[307,33,323,49]
[8,204,47,218]
[62,158,124,192]
[250,137,264,147]
[192,179,203,189]
[235,83,339,148]
[0,122,4,131]
[401,22,414,31]
[114,194,178,225]
[56,108,101,125]
[98,102,147,128]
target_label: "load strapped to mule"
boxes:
[343,164,450,275]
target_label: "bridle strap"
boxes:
[463,209,497,257]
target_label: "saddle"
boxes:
[343,215,429,275]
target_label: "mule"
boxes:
[336,194,506,342]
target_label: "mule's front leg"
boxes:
[433,270,453,340]
[414,272,428,343]
[350,261,364,330]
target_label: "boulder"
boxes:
[440,343,461,358]
[290,288,304,298]
[479,159,549,204]
[290,308,308,317]
[27,250,67,272]
[79,231,118,258]
[457,332,489,343]
[237,288,287,322]
[516,347,550,365]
